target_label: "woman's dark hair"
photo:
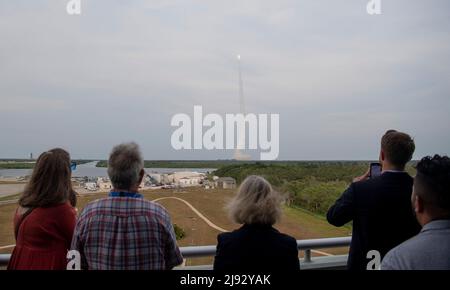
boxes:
[19,148,77,208]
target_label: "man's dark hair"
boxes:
[415,155,450,215]
[381,129,415,168]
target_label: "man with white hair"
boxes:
[71,142,183,270]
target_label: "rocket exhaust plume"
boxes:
[234,54,251,161]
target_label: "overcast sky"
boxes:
[1,0,449,160]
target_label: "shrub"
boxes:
[173,224,186,240]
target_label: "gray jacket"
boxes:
[381,219,450,270]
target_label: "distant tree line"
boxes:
[214,162,417,216]
[94,159,401,169]
[0,160,92,169]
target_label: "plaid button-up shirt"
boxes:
[71,196,183,270]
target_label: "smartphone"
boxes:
[369,162,382,178]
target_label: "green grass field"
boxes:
[0,187,350,265]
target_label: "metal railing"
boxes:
[0,236,351,270]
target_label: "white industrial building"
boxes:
[84,182,97,191]
[178,176,203,187]
[97,177,112,190]
[215,177,237,189]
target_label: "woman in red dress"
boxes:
[8,148,77,270]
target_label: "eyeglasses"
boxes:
[70,161,77,171]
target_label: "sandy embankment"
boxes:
[0,180,162,199]
[0,184,26,198]
[0,183,108,199]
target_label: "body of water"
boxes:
[0,161,216,178]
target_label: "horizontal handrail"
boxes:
[297,237,351,251]
[0,236,351,268]
[0,254,9,266]
[180,236,351,258]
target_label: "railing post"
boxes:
[304,249,312,263]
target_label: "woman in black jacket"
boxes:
[213,175,300,271]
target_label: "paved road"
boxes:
[153,196,229,232]
[152,196,332,257]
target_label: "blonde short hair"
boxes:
[227,175,283,225]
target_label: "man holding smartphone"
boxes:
[327,130,421,270]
